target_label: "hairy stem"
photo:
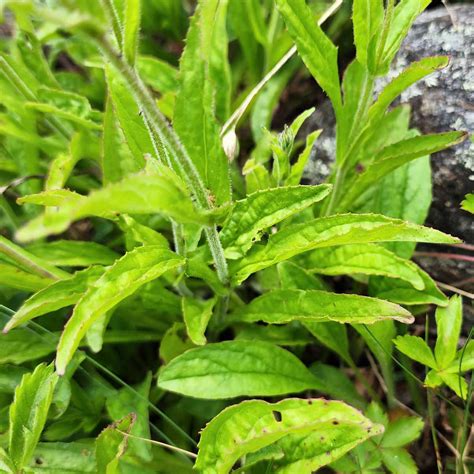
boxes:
[97,36,229,284]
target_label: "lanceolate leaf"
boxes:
[56,246,184,374]
[0,263,51,292]
[355,156,432,259]
[195,398,383,474]
[104,65,152,169]
[158,340,322,399]
[379,0,430,72]
[3,266,105,333]
[276,0,342,115]
[339,131,468,209]
[26,240,119,267]
[122,0,141,66]
[305,244,425,289]
[174,0,231,205]
[220,185,331,258]
[352,0,384,68]
[16,169,209,242]
[368,56,449,124]
[231,213,459,284]
[434,295,462,369]
[9,363,58,471]
[233,289,413,325]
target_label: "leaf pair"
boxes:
[394,296,472,398]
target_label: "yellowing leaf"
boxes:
[195,398,383,474]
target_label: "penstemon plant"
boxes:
[0,0,471,473]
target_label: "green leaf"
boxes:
[287,129,322,186]
[276,261,349,362]
[310,363,365,409]
[356,155,432,259]
[352,0,384,68]
[305,244,424,289]
[182,296,216,346]
[339,131,468,209]
[27,441,96,473]
[56,246,184,374]
[174,0,231,205]
[369,56,449,124]
[106,373,152,462]
[9,363,58,470]
[195,398,383,474]
[158,340,321,399]
[16,169,209,242]
[102,96,139,184]
[462,193,474,214]
[26,240,119,267]
[159,322,195,364]
[0,329,56,364]
[3,266,105,333]
[434,295,462,369]
[220,185,331,259]
[0,366,28,393]
[233,289,413,325]
[118,215,169,249]
[137,56,178,94]
[122,0,141,65]
[381,417,424,448]
[276,0,342,115]
[17,189,83,207]
[305,321,352,364]
[379,0,430,73]
[447,340,474,374]
[104,64,152,169]
[0,262,51,291]
[369,269,447,307]
[231,213,460,283]
[438,373,468,399]
[381,447,418,474]
[95,414,135,474]
[235,323,312,347]
[394,335,437,369]
[277,261,328,291]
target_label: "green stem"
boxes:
[427,389,443,474]
[97,36,229,284]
